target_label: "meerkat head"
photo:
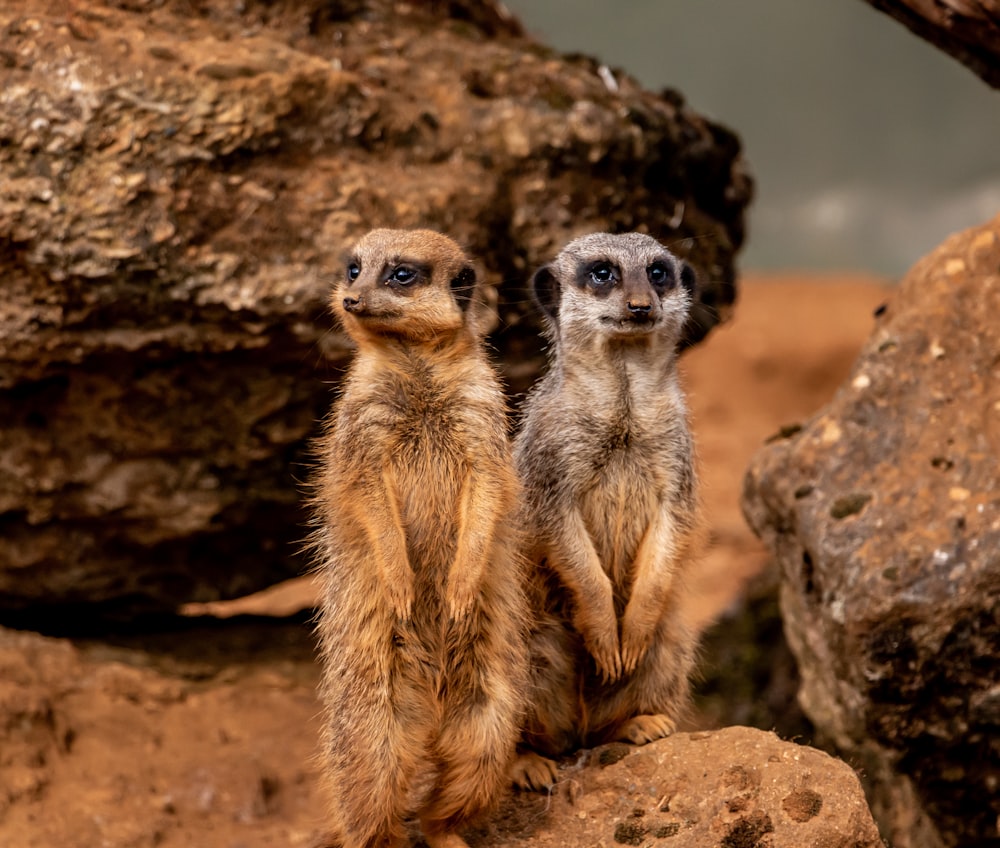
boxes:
[531,232,696,349]
[334,228,488,343]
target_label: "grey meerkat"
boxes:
[310,229,528,848]
[510,231,704,790]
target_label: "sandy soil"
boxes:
[2,273,891,848]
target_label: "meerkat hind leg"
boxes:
[509,751,559,792]
[616,713,677,746]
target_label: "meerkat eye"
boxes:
[589,262,617,286]
[647,261,675,289]
[389,266,418,285]
[347,262,361,282]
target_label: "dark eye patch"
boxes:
[578,260,619,296]
[346,260,361,283]
[390,267,417,284]
[381,262,431,290]
[588,262,617,286]
[647,260,675,290]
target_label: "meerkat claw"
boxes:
[510,752,559,792]
[618,714,677,745]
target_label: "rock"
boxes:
[0,623,880,848]
[0,0,752,623]
[742,214,1000,848]
[474,726,882,848]
[857,0,1000,89]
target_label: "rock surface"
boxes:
[859,0,1000,89]
[0,625,880,848]
[479,726,883,848]
[0,0,752,623]
[742,214,1000,848]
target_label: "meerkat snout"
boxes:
[626,299,652,318]
[342,295,363,313]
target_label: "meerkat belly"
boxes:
[394,436,465,555]
[580,446,660,592]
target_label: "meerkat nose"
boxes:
[343,296,363,313]
[627,301,652,316]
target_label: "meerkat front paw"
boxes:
[509,752,559,792]
[569,583,622,682]
[579,622,622,683]
[617,713,676,745]
[619,604,658,675]
[384,571,415,622]
[444,566,480,622]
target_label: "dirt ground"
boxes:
[1,273,891,848]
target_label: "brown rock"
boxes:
[0,0,751,623]
[475,726,882,848]
[742,214,1000,848]
[1,625,879,848]
[858,0,1000,89]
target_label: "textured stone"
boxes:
[0,0,752,622]
[859,0,1000,89]
[476,726,882,848]
[0,625,878,848]
[743,214,1000,848]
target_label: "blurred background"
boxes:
[504,0,1000,275]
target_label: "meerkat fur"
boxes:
[511,232,704,791]
[311,229,528,847]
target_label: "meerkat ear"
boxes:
[679,260,697,295]
[532,265,561,320]
[449,265,476,312]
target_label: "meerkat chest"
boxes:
[578,421,662,551]
[561,366,684,564]
[564,385,675,485]
[387,381,473,478]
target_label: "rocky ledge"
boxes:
[743,213,1000,848]
[0,625,879,848]
[0,0,752,623]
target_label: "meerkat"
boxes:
[510,232,704,791]
[310,229,528,848]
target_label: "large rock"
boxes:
[478,726,883,848]
[857,0,1000,89]
[0,625,879,848]
[742,214,1000,848]
[0,0,752,622]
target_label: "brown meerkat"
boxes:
[310,229,528,848]
[510,232,704,790]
